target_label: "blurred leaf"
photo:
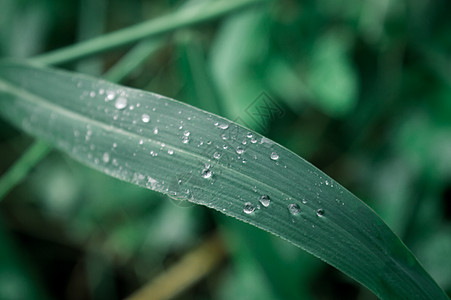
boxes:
[306,31,358,116]
[210,8,271,130]
[0,61,448,299]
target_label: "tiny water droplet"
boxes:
[102,152,110,163]
[153,128,159,134]
[115,97,127,110]
[213,152,221,159]
[236,146,245,155]
[139,139,144,145]
[316,209,325,217]
[183,130,191,137]
[247,132,253,138]
[270,152,279,161]
[243,202,255,214]
[201,167,212,179]
[251,138,257,144]
[168,149,174,155]
[259,195,270,207]
[142,114,150,123]
[106,91,115,101]
[89,91,96,98]
[325,180,329,186]
[288,203,300,215]
[182,136,190,144]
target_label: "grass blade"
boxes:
[0,140,51,201]
[30,0,267,66]
[0,61,448,300]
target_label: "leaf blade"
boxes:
[0,61,448,300]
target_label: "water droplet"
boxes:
[115,97,127,110]
[168,149,174,155]
[89,91,96,98]
[153,128,159,134]
[270,152,279,161]
[183,130,190,137]
[102,152,110,163]
[243,202,255,214]
[316,209,325,217]
[112,143,117,148]
[302,198,307,204]
[201,167,212,179]
[106,91,115,101]
[217,123,229,130]
[259,195,270,207]
[236,146,245,155]
[213,152,221,159]
[251,138,257,144]
[139,139,144,145]
[142,114,150,123]
[247,132,253,138]
[288,203,300,215]
[182,136,190,144]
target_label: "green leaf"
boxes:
[0,61,448,300]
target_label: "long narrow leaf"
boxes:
[0,61,448,300]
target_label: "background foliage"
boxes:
[0,0,450,299]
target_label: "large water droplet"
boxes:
[316,208,325,217]
[259,195,270,207]
[115,97,127,110]
[270,152,279,161]
[243,202,255,214]
[217,123,229,130]
[288,203,300,215]
[142,114,150,123]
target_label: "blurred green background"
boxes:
[1,0,451,299]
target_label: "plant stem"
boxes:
[31,0,267,66]
[126,234,225,300]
